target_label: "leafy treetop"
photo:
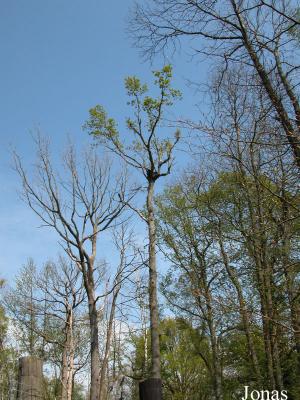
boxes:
[84,65,181,181]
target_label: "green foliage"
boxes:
[156,169,300,398]
[160,318,209,400]
[43,376,61,400]
[84,104,122,149]
[125,76,147,97]
[130,318,209,400]
[43,377,86,400]
[84,65,181,179]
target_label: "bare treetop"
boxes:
[130,0,300,61]
[14,136,129,261]
[129,1,300,170]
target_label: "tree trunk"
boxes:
[61,308,74,400]
[236,153,282,389]
[89,294,101,400]
[218,234,262,383]
[80,253,102,400]
[230,0,300,169]
[204,292,223,400]
[279,192,300,372]
[99,288,120,400]
[146,179,161,380]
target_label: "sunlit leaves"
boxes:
[84,65,181,179]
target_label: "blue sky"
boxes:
[0,1,205,282]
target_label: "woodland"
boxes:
[0,1,300,399]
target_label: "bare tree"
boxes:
[98,225,143,399]
[14,137,130,400]
[197,67,300,388]
[5,257,87,400]
[130,0,300,169]
[39,259,86,400]
[84,65,181,390]
[5,260,42,356]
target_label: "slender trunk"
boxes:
[280,193,300,371]
[61,343,68,400]
[89,293,101,400]
[230,0,300,169]
[67,310,74,400]
[143,319,148,375]
[67,357,74,400]
[264,261,283,391]
[146,179,161,379]
[254,174,283,390]
[285,269,300,365]
[209,324,223,400]
[99,289,120,400]
[218,234,262,383]
[81,252,101,400]
[192,240,223,399]
[236,155,281,389]
[243,209,278,389]
[61,308,75,400]
[205,294,223,400]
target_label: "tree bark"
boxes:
[243,193,282,389]
[279,192,300,374]
[146,179,161,380]
[82,254,101,400]
[218,234,262,383]
[61,308,74,400]
[206,305,223,400]
[192,243,223,400]
[88,289,101,400]
[230,0,300,170]
[99,288,120,400]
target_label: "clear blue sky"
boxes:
[0,1,205,282]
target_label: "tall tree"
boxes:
[130,0,300,169]
[14,139,129,400]
[203,67,300,388]
[157,179,226,400]
[5,258,87,400]
[39,259,86,400]
[5,260,42,356]
[97,225,143,399]
[157,166,300,397]
[84,65,181,387]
